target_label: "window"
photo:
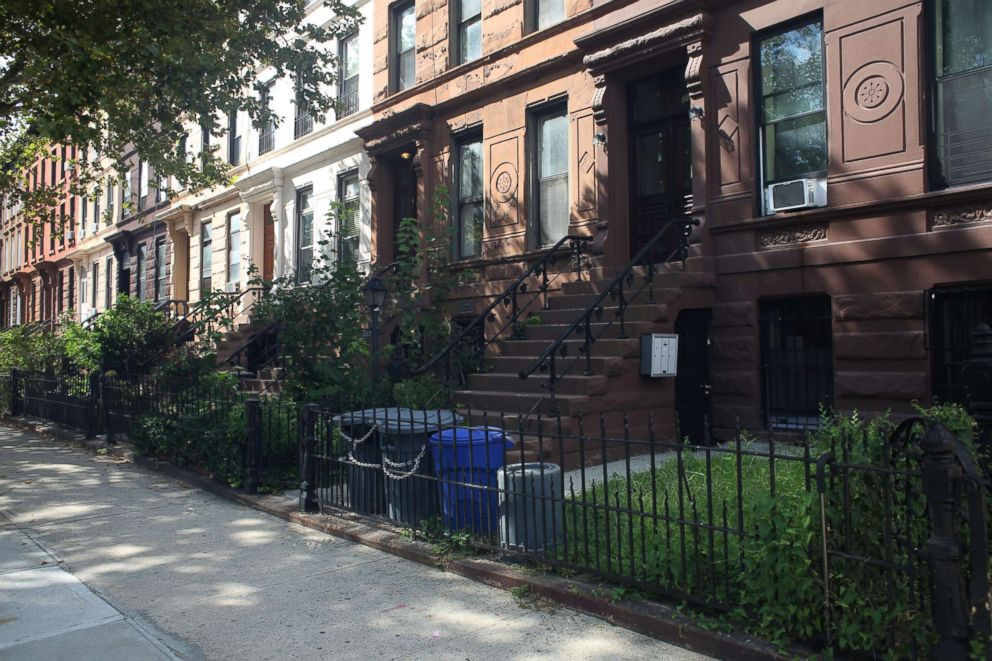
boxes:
[531,105,569,246]
[259,84,276,155]
[136,243,147,300]
[392,2,416,92]
[757,19,826,191]
[91,262,98,308]
[139,161,149,208]
[930,284,992,404]
[200,221,213,293]
[94,189,100,226]
[532,0,564,31]
[933,0,992,187]
[176,133,189,191]
[104,257,113,309]
[294,86,314,138]
[456,137,483,258]
[455,0,482,64]
[154,238,167,301]
[227,111,241,166]
[337,170,360,263]
[296,187,314,283]
[227,212,241,286]
[760,296,833,430]
[79,267,87,306]
[338,32,360,118]
[122,169,133,211]
[200,124,212,167]
[156,174,167,203]
[81,195,88,236]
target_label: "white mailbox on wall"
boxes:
[640,333,678,377]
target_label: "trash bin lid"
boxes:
[429,426,513,446]
[332,408,462,434]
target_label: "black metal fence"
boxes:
[301,405,991,659]
[0,370,297,494]
[3,370,988,657]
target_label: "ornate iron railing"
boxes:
[518,217,698,413]
[409,234,593,404]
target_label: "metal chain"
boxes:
[382,444,428,480]
[335,423,381,469]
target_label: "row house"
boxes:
[2,0,375,331]
[164,0,374,314]
[0,147,81,327]
[357,0,992,452]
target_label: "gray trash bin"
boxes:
[497,462,563,552]
[333,410,387,515]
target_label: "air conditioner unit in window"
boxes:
[66,230,74,241]
[765,178,827,214]
[224,281,239,293]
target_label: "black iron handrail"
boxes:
[170,286,265,347]
[518,217,698,413]
[226,319,282,373]
[410,234,594,403]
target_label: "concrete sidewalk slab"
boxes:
[1,619,175,661]
[0,423,709,661]
[0,529,52,574]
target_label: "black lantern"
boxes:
[364,276,387,310]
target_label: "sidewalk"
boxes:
[0,424,708,661]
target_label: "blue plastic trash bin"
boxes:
[429,426,514,534]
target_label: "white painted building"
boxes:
[162,0,375,309]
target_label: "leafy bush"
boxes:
[393,373,443,409]
[91,295,173,374]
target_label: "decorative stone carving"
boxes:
[685,41,704,100]
[491,163,517,204]
[583,13,712,75]
[591,76,607,126]
[367,155,378,192]
[932,205,992,228]
[842,61,904,124]
[757,225,827,248]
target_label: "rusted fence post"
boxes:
[299,404,319,513]
[920,422,970,659]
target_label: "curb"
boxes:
[3,416,796,660]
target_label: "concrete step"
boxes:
[533,303,669,325]
[451,390,589,417]
[515,320,655,342]
[498,337,641,359]
[483,355,624,377]
[466,372,608,396]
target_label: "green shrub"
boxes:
[393,373,443,409]
[92,295,172,374]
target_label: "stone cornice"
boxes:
[236,167,284,203]
[583,12,713,77]
[356,103,433,156]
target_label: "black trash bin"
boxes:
[333,410,387,515]
[379,408,462,527]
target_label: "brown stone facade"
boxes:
[364,0,991,444]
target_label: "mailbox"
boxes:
[640,333,678,377]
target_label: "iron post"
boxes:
[299,404,319,514]
[9,368,19,416]
[244,399,262,494]
[920,422,970,659]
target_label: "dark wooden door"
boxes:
[394,160,417,261]
[262,202,274,281]
[629,68,691,261]
[675,308,711,445]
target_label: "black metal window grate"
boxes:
[760,296,833,430]
[930,284,992,405]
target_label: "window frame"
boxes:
[295,186,315,284]
[928,0,992,189]
[226,211,241,286]
[453,0,482,65]
[336,169,361,264]
[258,82,276,155]
[200,221,213,294]
[227,110,241,166]
[453,131,484,260]
[294,84,314,139]
[103,257,113,309]
[391,0,416,93]
[753,14,828,196]
[528,101,570,249]
[528,0,565,33]
[154,237,167,302]
[338,31,360,118]
[135,242,148,301]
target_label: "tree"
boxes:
[0,0,360,223]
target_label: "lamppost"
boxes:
[364,276,387,398]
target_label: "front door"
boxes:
[262,202,275,282]
[629,68,692,261]
[675,308,711,445]
[394,157,417,261]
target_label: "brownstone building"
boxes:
[1,146,82,327]
[359,0,992,453]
